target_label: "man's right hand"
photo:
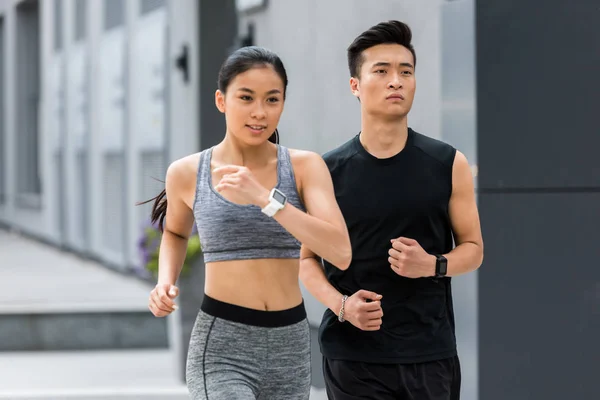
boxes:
[341,290,383,331]
[149,283,179,317]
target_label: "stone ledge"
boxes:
[0,311,168,351]
[0,388,189,400]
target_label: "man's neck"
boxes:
[359,114,409,158]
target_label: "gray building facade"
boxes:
[2,0,596,399]
[476,0,600,399]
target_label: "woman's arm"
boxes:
[149,156,197,317]
[274,150,351,270]
[157,159,196,285]
[214,150,351,270]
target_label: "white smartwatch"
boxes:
[261,188,287,217]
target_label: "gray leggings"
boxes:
[186,295,311,399]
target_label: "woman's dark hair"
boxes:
[347,20,416,78]
[140,46,287,231]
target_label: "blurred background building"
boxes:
[0,0,598,399]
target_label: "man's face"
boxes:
[350,43,416,119]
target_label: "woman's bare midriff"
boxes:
[204,258,303,311]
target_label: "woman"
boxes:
[146,46,351,400]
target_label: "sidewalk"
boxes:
[0,229,186,399]
[0,230,152,315]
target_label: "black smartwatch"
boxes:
[435,255,448,278]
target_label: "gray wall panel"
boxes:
[198,0,237,150]
[478,192,600,400]
[477,1,600,398]
[15,0,41,202]
[441,1,478,399]
[0,16,5,205]
[477,0,600,190]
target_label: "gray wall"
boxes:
[477,0,600,399]
[197,0,238,149]
[441,1,478,398]
[0,15,5,206]
[0,0,54,240]
[15,0,41,205]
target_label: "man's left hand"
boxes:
[388,237,436,278]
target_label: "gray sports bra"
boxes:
[193,145,306,263]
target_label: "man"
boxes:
[300,20,484,400]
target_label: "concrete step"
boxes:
[0,310,168,352]
[0,230,168,351]
[0,388,189,400]
[0,349,186,399]
[0,388,327,400]
[0,387,327,400]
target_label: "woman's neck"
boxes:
[216,134,275,168]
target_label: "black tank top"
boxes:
[319,128,458,364]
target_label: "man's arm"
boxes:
[300,246,384,331]
[444,150,484,276]
[388,151,483,278]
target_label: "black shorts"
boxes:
[323,356,461,400]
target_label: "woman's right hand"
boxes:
[149,283,179,317]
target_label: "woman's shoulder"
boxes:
[287,148,329,184]
[166,152,203,187]
[287,147,324,166]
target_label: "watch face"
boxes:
[272,190,286,204]
[440,260,447,274]
[437,256,448,275]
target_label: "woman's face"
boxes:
[216,65,285,146]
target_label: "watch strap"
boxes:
[261,201,281,217]
[261,189,286,217]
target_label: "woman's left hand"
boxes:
[213,165,270,207]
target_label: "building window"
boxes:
[15,0,42,208]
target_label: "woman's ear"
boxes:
[215,90,226,113]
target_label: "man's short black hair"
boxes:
[347,20,416,78]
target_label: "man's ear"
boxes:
[215,90,226,113]
[350,77,360,99]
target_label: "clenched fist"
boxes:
[213,165,270,206]
[340,290,384,331]
[388,237,436,278]
[149,283,179,317]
